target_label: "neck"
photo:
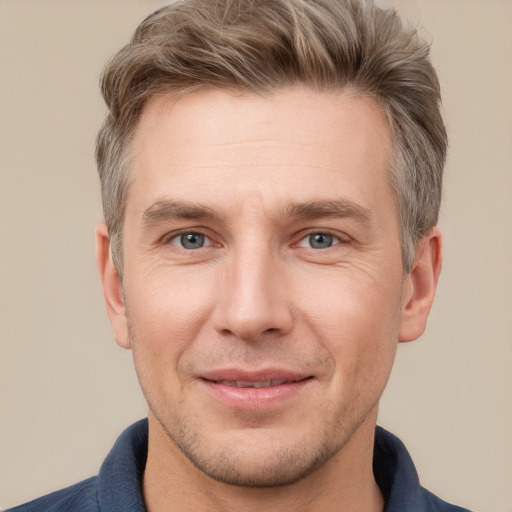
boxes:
[142,412,384,512]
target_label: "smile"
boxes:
[199,373,313,409]
[212,379,300,388]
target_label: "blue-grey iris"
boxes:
[181,233,205,249]
[309,233,334,249]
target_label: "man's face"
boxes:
[102,87,424,486]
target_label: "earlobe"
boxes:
[399,227,442,343]
[95,223,131,349]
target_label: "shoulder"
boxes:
[6,419,148,512]
[420,487,474,512]
[6,477,99,512]
[374,427,475,512]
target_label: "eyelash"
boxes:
[162,229,348,251]
[163,230,215,250]
[294,231,347,250]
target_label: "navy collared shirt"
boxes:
[8,419,473,511]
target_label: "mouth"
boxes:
[204,378,310,388]
[198,371,313,409]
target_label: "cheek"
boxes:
[124,269,217,381]
[296,269,401,378]
[127,262,217,332]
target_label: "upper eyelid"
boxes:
[293,229,350,244]
[171,232,213,249]
[163,232,216,252]
[161,228,214,243]
[158,228,351,247]
[296,233,339,247]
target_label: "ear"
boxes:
[95,223,131,349]
[399,227,442,343]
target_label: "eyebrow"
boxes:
[283,199,372,224]
[140,198,372,228]
[141,200,221,228]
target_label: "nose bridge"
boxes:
[213,235,292,341]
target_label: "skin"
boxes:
[96,86,442,512]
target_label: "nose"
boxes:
[212,243,293,342]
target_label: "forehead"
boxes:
[129,86,394,215]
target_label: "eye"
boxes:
[297,232,339,249]
[170,232,210,250]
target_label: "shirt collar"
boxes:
[373,426,428,511]
[97,418,148,512]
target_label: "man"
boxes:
[8,0,473,511]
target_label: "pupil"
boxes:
[310,233,333,249]
[181,233,204,249]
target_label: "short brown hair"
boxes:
[96,0,447,273]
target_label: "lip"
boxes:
[197,369,313,409]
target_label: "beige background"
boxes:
[1,1,511,510]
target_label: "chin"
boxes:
[156,411,347,488]
[181,439,335,488]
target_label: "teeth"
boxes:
[236,381,259,388]
[253,381,271,388]
[218,379,291,388]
